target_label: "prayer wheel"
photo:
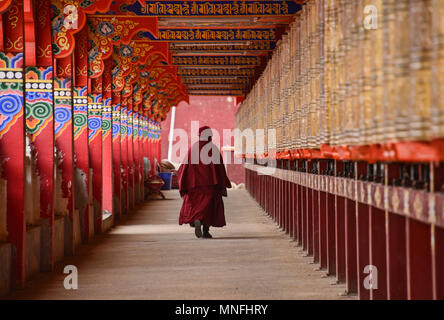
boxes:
[431,0,444,138]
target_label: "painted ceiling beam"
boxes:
[136,27,277,42]
[187,91,245,96]
[177,68,255,77]
[186,84,246,90]
[172,55,260,66]
[112,1,302,17]
[182,78,248,84]
[169,41,276,52]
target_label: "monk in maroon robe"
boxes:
[177,126,231,238]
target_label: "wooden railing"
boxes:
[245,160,444,300]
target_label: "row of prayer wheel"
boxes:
[235,0,444,156]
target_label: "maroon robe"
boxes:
[178,127,231,227]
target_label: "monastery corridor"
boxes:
[7,190,351,300]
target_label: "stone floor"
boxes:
[7,190,355,300]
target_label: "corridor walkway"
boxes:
[8,190,352,300]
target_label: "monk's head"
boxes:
[199,126,212,142]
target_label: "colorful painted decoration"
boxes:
[102,99,112,139]
[0,53,24,138]
[87,16,158,78]
[73,86,88,141]
[182,77,246,84]
[112,105,121,141]
[172,55,260,66]
[137,28,276,42]
[50,0,112,58]
[25,67,53,140]
[169,41,276,52]
[120,1,301,17]
[53,78,72,138]
[177,67,255,77]
[88,94,102,142]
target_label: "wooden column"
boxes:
[127,106,135,209]
[88,77,103,234]
[0,0,26,286]
[120,104,128,214]
[307,162,313,256]
[27,0,54,241]
[142,115,148,197]
[312,162,320,264]
[102,59,113,218]
[133,112,140,204]
[318,161,328,270]
[335,161,346,282]
[73,26,90,243]
[112,91,121,220]
[386,164,407,300]
[326,170,336,276]
[53,57,74,269]
[356,162,370,300]
[433,163,444,299]
[345,163,358,294]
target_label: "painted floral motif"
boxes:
[50,0,112,58]
[120,45,133,57]
[73,87,89,141]
[0,53,24,138]
[88,94,102,142]
[97,21,114,37]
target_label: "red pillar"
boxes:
[369,205,388,299]
[433,163,444,299]
[26,0,54,257]
[133,113,140,204]
[73,25,90,242]
[102,59,113,216]
[53,62,74,271]
[112,91,121,219]
[407,218,433,299]
[386,211,407,299]
[120,105,128,214]
[326,175,336,276]
[312,167,320,264]
[356,163,370,300]
[307,164,313,256]
[318,162,328,270]
[386,164,407,300]
[127,107,135,209]
[142,115,148,195]
[0,0,25,286]
[54,60,75,204]
[335,162,346,283]
[435,226,444,299]
[157,124,162,165]
[344,173,358,294]
[88,77,103,234]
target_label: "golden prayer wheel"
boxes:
[409,0,433,141]
[393,0,411,141]
[431,0,444,138]
[382,0,397,142]
[233,0,442,158]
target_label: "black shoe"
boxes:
[189,222,195,227]
[194,220,202,238]
[202,231,212,239]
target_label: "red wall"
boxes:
[161,96,245,185]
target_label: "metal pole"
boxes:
[167,106,176,162]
